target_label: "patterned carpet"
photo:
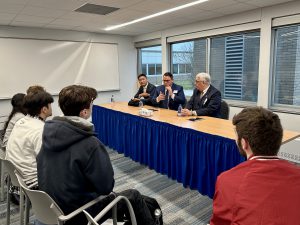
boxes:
[0,147,213,225]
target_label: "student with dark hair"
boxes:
[128,74,156,106]
[5,90,53,188]
[210,107,300,225]
[37,85,162,225]
[152,72,186,110]
[2,93,26,150]
[26,85,46,94]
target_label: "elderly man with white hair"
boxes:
[181,72,221,118]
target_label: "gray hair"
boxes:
[196,72,211,84]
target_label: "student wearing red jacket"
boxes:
[210,107,300,225]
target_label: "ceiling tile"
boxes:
[14,14,55,23]
[10,21,47,27]
[20,6,67,18]
[27,0,84,10]
[211,2,258,15]
[129,0,176,13]
[0,3,25,14]
[237,0,294,7]
[0,13,16,21]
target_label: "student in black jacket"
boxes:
[37,85,160,225]
[181,72,221,118]
[128,73,156,106]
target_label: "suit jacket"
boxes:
[129,82,156,106]
[210,158,300,225]
[186,85,221,117]
[152,83,186,110]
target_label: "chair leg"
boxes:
[25,195,30,225]
[112,205,117,225]
[20,188,25,225]
[0,161,5,201]
[6,177,11,225]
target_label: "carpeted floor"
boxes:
[0,147,213,225]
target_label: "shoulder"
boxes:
[173,83,183,90]
[148,83,156,88]
[156,85,164,91]
[209,85,221,94]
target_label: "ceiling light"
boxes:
[104,0,209,31]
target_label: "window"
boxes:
[271,24,300,111]
[210,31,260,102]
[171,40,207,96]
[138,46,162,86]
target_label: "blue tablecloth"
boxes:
[92,105,245,198]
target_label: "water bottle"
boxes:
[138,100,143,108]
[110,95,115,103]
[177,104,182,116]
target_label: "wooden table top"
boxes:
[97,102,300,144]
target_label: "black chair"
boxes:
[220,100,229,120]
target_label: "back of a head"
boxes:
[24,91,54,117]
[11,93,26,112]
[26,85,46,95]
[59,85,94,116]
[3,93,27,132]
[232,107,283,156]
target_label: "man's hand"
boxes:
[165,86,172,95]
[139,92,150,98]
[181,109,192,116]
[132,98,140,102]
[157,91,165,102]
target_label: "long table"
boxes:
[92,102,300,198]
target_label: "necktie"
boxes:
[165,90,169,109]
[200,91,204,99]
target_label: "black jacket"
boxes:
[186,85,221,117]
[37,116,114,224]
[128,82,156,106]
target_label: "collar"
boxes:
[143,82,148,90]
[248,155,280,161]
[202,85,210,95]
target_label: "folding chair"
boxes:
[2,159,29,225]
[15,172,115,225]
[83,196,137,225]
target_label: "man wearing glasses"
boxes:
[181,72,221,117]
[152,72,186,110]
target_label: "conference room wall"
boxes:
[0,25,137,125]
[134,0,300,132]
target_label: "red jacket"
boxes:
[210,157,300,225]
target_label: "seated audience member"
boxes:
[2,93,26,150]
[37,85,161,225]
[26,85,46,94]
[181,72,221,117]
[128,73,156,106]
[210,107,300,225]
[5,90,53,188]
[152,72,186,110]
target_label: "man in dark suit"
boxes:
[128,73,156,106]
[152,72,186,110]
[181,72,221,117]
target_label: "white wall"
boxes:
[134,0,300,132]
[0,26,137,125]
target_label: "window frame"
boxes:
[269,23,300,114]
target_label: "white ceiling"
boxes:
[0,0,295,36]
